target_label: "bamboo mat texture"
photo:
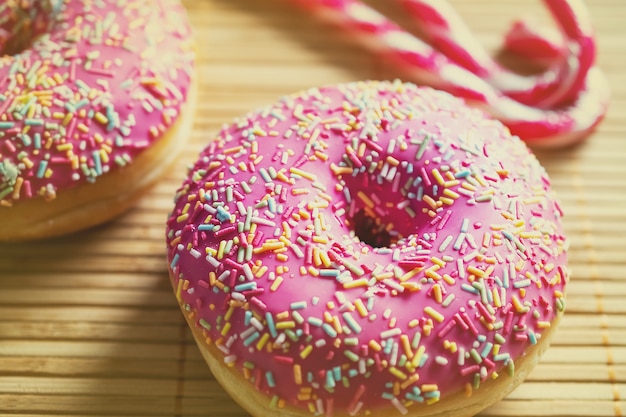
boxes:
[1,0,625,416]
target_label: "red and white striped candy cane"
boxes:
[288,0,609,147]
[397,0,593,109]
[503,17,566,63]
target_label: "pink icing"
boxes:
[166,80,568,415]
[0,0,194,204]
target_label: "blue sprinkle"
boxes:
[332,366,341,381]
[243,332,260,347]
[92,151,102,176]
[322,323,337,338]
[481,342,493,358]
[265,312,277,338]
[454,169,471,178]
[234,282,256,292]
[170,253,180,269]
[25,119,44,126]
[36,160,48,178]
[290,301,307,310]
[325,371,335,388]
[216,206,231,222]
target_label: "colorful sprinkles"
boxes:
[166,80,568,415]
[0,0,194,206]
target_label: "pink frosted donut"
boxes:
[166,80,568,417]
[0,0,195,241]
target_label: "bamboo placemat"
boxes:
[1,0,625,416]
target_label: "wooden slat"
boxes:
[1,0,626,416]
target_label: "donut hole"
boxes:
[351,208,394,248]
[0,3,55,56]
[342,180,420,250]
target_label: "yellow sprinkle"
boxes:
[399,268,421,282]
[276,311,290,321]
[354,299,368,317]
[511,295,527,313]
[400,334,413,359]
[520,231,542,239]
[254,265,269,278]
[432,284,443,303]
[254,241,285,253]
[408,319,420,328]
[431,169,445,186]
[467,265,484,278]
[439,197,455,206]
[300,345,313,359]
[461,182,476,191]
[474,175,488,187]
[389,367,408,380]
[442,274,455,285]
[430,257,446,267]
[424,306,444,323]
[401,282,421,292]
[312,248,322,267]
[374,271,394,281]
[330,163,353,175]
[444,180,460,188]
[314,150,329,161]
[368,340,382,352]
[425,266,442,281]
[290,167,317,181]
[343,278,369,289]
[312,236,328,244]
[270,277,284,292]
[400,374,420,389]
[357,191,375,208]
[492,288,502,308]
[307,266,320,277]
[252,127,267,137]
[220,322,231,336]
[224,145,244,154]
[318,192,333,202]
[217,240,227,259]
[501,211,515,220]
[276,321,296,330]
[94,112,108,124]
[423,195,439,210]
[421,384,439,392]
[319,250,331,268]
[411,345,426,368]
[175,278,184,301]
[386,155,400,166]
[294,365,303,385]
[255,333,270,351]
